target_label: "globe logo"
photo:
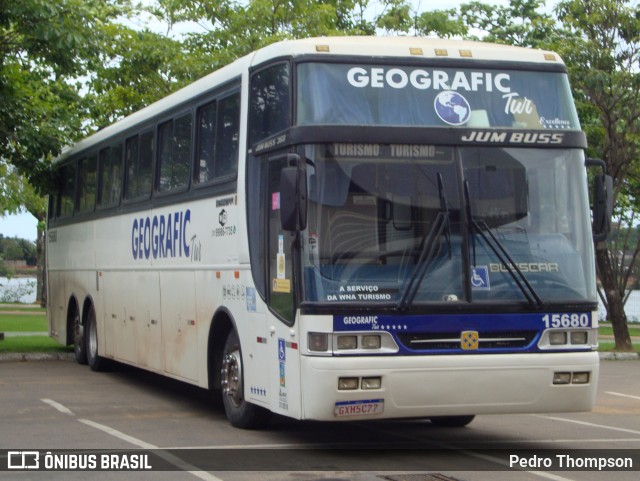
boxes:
[434,91,471,126]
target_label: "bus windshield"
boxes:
[300,144,596,307]
[297,63,580,130]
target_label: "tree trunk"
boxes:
[596,242,633,352]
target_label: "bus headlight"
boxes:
[553,371,590,385]
[361,377,382,390]
[553,372,571,385]
[337,335,357,350]
[338,377,359,390]
[306,331,399,355]
[362,335,381,349]
[308,332,329,352]
[570,331,589,345]
[539,329,596,350]
[571,372,590,384]
[549,331,567,345]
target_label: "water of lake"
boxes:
[0,277,37,304]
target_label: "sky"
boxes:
[0,211,38,242]
[0,0,553,243]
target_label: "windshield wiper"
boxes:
[437,173,452,258]
[464,181,544,309]
[397,173,451,310]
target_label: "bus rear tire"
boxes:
[430,415,475,427]
[73,309,87,365]
[221,330,271,429]
[86,305,108,372]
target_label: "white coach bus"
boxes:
[47,37,611,429]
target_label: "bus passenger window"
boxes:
[125,131,153,200]
[98,144,123,208]
[59,163,76,218]
[196,101,217,184]
[138,131,153,195]
[196,92,240,185]
[76,156,97,213]
[215,93,240,178]
[125,136,139,198]
[158,113,192,192]
[249,63,290,145]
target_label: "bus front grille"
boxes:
[397,331,538,351]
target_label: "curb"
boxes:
[0,352,74,362]
[598,351,640,361]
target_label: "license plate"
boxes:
[334,399,384,417]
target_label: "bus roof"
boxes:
[252,36,564,65]
[55,36,564,164]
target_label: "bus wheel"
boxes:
[73,309,87,365]
[430,415,475,427]
[221,330,271,429]
[86,305,108,372]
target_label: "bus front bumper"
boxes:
[300,351,599,421]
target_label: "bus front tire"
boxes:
[86,306,108,372]
[221,330,271,429]
[430,415,475,427]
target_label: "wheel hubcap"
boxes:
[88,316,97,358]
[74,314,83,346]
[221,350,243,407]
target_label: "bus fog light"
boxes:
[570,331,588,345]
[362,335,381,349]
[361,377,382,390]
[337,335,357,350]
[308,332,329,352]
[572,372,590,384]
[338,377,359,390]
[553,372,571,385]
[549,331,567,345]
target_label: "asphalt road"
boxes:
[0,359,638,481]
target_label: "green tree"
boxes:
[0,237,23,261]
[375,0,413,34]
[0,0,131,193]
[150,0,367,73]
[84,25,195,128]
[459,0,557,47]
[1,158,47,302]
[552,0,640,351]
[415,9,468,38]
[2,0,147,305]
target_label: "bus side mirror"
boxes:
[586,158,613,241]
[280,162,308,232]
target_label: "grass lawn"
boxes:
[0,314,48,332]
[0,304,46,313]
[598,322,640,337]
[0,304,47,332]
[597,340,640,353]
[0,336,72,353]
[0,307,68,353]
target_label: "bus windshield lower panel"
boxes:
[300,144,596,307]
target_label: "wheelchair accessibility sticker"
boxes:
[471,266,490,290]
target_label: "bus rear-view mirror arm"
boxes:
[586,158,613,242]
[279,154,308,232]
